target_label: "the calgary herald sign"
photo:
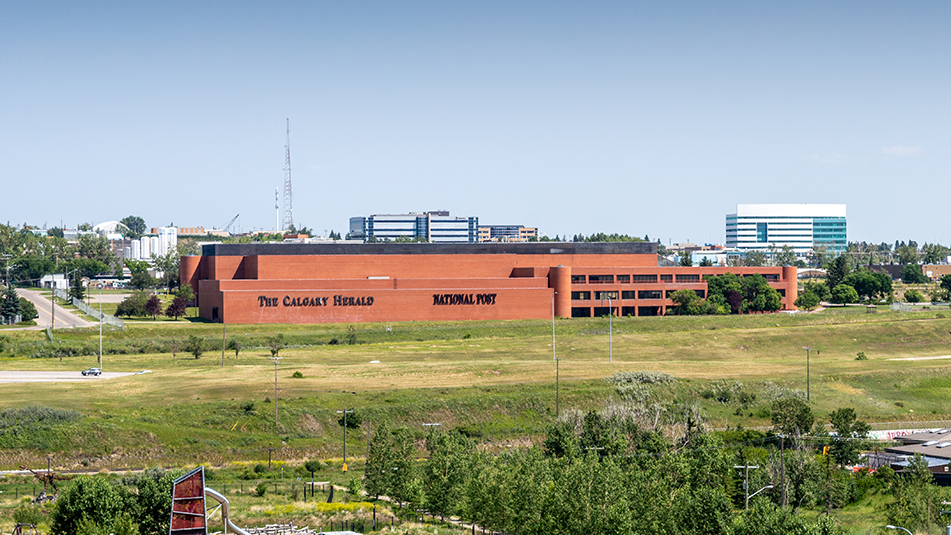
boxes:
[256,293,498,308]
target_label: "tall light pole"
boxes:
[605,294,613,363]
[555,358,562,418]
[270,357,282,429]
[98,284,102,370]
[803,346,812,402]
[337,409,353,471]
[552,291,556,361]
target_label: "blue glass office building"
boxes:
[726,204,846,256]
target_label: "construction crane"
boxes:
[223,214,239,235]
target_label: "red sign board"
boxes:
[170,467,206,535]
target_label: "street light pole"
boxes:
[98,284,102,370]
[606,294,612,363]
[555,358,562,418]
[803,347,812,402]
[734,464,761,509]
[337,409,353,471]
[270,357,282,429]
[552,291,556,362]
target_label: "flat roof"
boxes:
[200,241,657,257]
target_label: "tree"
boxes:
[842,268,891,301]
[825,256,849,290]
[227,339,242,357]
[153,249,183,293]
[740,274,782,312]
[794,290,820,310]
[144,295,163,320]
[13,255,55,282]
[1,286,22,320]
[897,244,919,265]
[185,335,203,359]
[743,250,768,267]
[268,334,285,357]
[164,296,187,320]
[698,257,713,267]
[47,227,64,238]
[49,477,125,535]
[922,243,948,264]
[831,284,859,304]
[771,397,814,438]
[802,279,831,302]
[175,283,194,304]
[119,216,146,239]
[679,254,693,267]
[76,234,116,266]
[19,297,38,320]
[828,407,870,466]
[668,289,704,315]
[774,245,797,266]
[423,429,475,518]
[129,271,155,290]
[69,275,85,302]
[901,264,927,284]
[115,291,149,317]
[904,289,924,303]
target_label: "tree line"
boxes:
[363,396,948,534]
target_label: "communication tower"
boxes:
[281,119,294,231]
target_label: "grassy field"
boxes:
[3,309,951,532]
[2,308,951,468]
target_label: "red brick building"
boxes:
[181,243,797,324]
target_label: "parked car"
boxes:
[81,367,101,376]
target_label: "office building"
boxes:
[726,204,846,257]
[478,225,538,242]
[181,242,797,324]
[349,211,479,243]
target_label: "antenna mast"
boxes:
[281,119,294,232]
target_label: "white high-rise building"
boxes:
[725,204,847,257]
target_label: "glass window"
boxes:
[616,274,630,283]
[676,274,700,282]
[571,275,586,283]
[621,306,636,316]
[588,275,614,284]
[621,291,636,300]
[632,274,657,283]
[571,307,591,318]
[595,291,618,300]
[638,290,662,299]
[660,274,673,282]
[571,291,591,300]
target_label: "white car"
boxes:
[81,367,101,376]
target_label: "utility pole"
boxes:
[270,357,282,429]
[98,284,103,370]
[803,346,812,402]
[734,463,760,510]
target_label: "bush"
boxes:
[794,290,820,310]
[255,481,268,496]
[292,371,304,378]
[609,371,675,385]
[904,289,924,303]
[855,352,868,361]
[115,291,149,317]
[184,335,203,359]
[831,284,859,304]
[14,504,46,525]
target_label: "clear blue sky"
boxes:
[2,2,949,245]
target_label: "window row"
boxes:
[570,274,700,284]
[572,290,707,300]
[571,306,661,317]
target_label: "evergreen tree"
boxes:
[1,286,21,320]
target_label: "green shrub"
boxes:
[855,352,868,361]
[609,371,675,385]
[292,371,304,378]
[255,481,268,496]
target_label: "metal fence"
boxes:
[53,288,125,330]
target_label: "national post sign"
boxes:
[170,466,206,535]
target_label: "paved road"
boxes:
[0,371,137,383]
[16,288,95,329]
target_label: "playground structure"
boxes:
[170,466,251,535]
[19,465,74,504]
